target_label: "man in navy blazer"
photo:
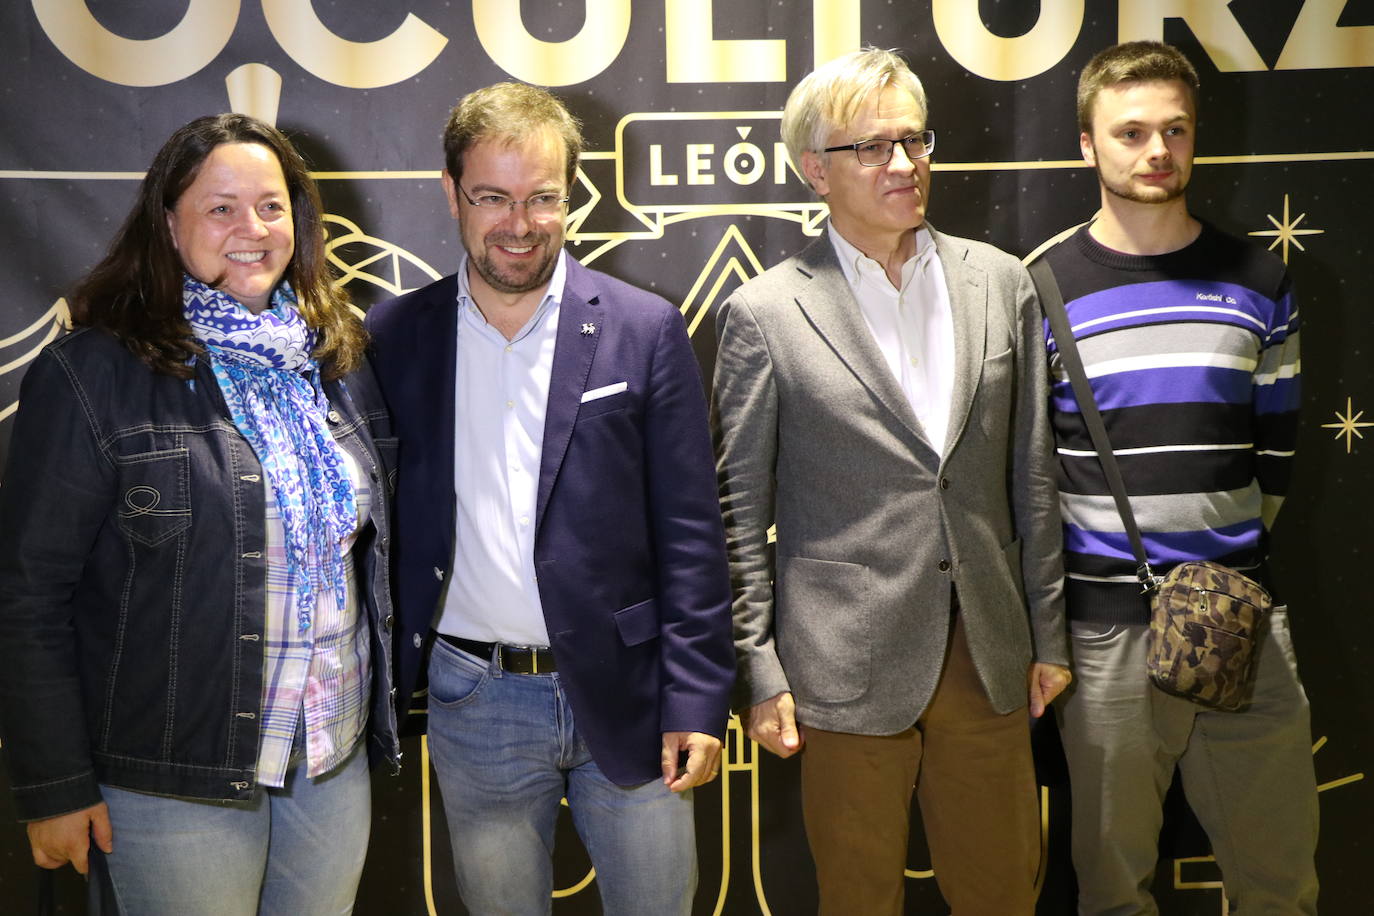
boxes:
[364,83,734,915]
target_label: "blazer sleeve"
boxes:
[642,306,736,738]
[711,292,791,709]
[1010,264,1070,667]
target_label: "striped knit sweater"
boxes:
[1041,222,1300,624]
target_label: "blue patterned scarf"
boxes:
[183,277,356,631]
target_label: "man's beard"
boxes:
[469,232,557,294]
[1097,161,1188,205]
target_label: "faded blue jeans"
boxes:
[426,636,697,916]
[95,739,370,915]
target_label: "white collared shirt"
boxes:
[436,251,568,646]
[829,224,956,456]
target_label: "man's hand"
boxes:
[741,691,803,758]
[27,803,113,875]
[1028,662,1073,718]
[661,731,723,793]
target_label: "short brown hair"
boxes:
[442,82,583,190]
[1077,41,1200,134]
[70,114,363,379]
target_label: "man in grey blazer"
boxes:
[712,49,1071,915]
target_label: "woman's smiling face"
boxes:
[166,142,294,314]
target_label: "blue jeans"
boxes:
[426,637,697,916]
[96,739,370,915]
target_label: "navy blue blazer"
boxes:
[364,256,734,786]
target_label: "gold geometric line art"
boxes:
[0,297,70,358]
[679,225,768,340]
[741,716,779,916]
[8,148,1374,185]
[1247,193,1324,264]
[419,735,440,916]
[1319,397,1374,454]
[1313,734,1365,792]
[1172,855,1227,914]
[707,714,742,916]
[323,214,441,305]
[1,298,70,423]
[564,163,605,242]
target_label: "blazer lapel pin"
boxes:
[581,322,596,336]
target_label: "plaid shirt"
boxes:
[255,452,372,786]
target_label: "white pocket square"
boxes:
[580,381,628,403]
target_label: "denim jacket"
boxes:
[0,327,401,822]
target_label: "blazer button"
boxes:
[327,410,342,424]
[938,559,951,572]
[939,477,950,490]
[413,633,423,648]
[384,615,394,630]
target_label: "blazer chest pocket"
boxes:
[115,447,193,546]
[577,390,630,420]
[976,346,1014,440]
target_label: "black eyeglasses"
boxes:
[456,184,569,217]
[823,130,936,166]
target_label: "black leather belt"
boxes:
[438,633,556,674]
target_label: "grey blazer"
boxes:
[712,226,1068,734]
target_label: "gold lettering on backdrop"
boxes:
[472,0,630,87]
[225,63,282,125]
[30,0,239,87]
[724,128,767,185]
[1118,0,1266,71]
[932,0,1083,81]
[686,144,716,186]
[665,0,786,83]
[608,113,826,245]
[649,145,681,186]
[260,0,446,88]
[1278,0,1374,69]
[813,0,861,67]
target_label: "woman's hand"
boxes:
[27,803,113,875]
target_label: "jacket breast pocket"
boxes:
[115,447,192,546]
[976,346,1014,440]
[371,436,399,495]
[577,390,630,420]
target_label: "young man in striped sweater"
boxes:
[1039,41,1319,914]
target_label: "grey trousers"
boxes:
[1057,608,1319,915]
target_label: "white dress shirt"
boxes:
[435,251,568,646]
[829,224,956,456]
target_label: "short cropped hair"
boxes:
[442,82,583,190]
[781,48,927,186]
[1077,41,1200,134]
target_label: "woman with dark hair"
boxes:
[0,114,399,914]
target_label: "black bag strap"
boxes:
[1027,257,1160,592]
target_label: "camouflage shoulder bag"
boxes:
[1029,258,1270,711]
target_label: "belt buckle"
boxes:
[529,648,540,675]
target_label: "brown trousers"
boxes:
[800,615,1040,915]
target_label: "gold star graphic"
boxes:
[1247,194,1324,264]
[1320,397,1374,454]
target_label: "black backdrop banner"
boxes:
[1,2,1371,913]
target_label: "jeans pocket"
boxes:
[428,640,492,708]
[115,447,192,546]
[1068,620,1127,645]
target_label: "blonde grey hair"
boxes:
[781,48,927,187]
